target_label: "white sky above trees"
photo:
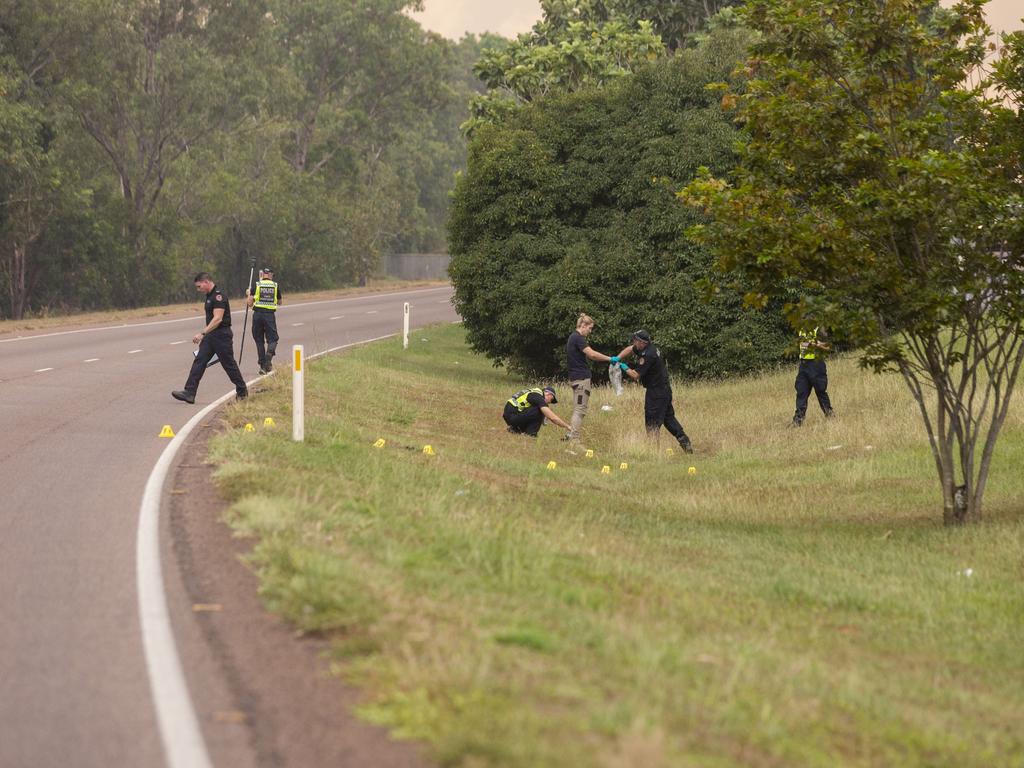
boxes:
[411,0,1020,41]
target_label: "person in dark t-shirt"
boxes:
[564,314,618,442]
[171,272,248,404]
[617,329,693,453]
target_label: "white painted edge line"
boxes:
[129,349,143,354]
[34,367,54,373]
[84,358,100,363]
[1,285,451,345]
[137,330,400,768]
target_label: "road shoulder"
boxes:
[164,417,429,768]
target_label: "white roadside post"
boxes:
[293,345,304,442]
[403,301,410,350]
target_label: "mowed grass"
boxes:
[211,323,1024,768]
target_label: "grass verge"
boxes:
[211,323,1024,768]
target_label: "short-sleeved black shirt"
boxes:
[524,391,546,412]
[634,342,669,390]
[205,285,231,328]
[566,331,591,380]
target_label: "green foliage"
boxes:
[450,28,790,379]
[682,0,1024,522]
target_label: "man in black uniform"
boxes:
[172,272,248,403]
[503,386,571,437]
[617,330,693,453]
[246,265,281,374]
[792,325,834,426]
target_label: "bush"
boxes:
[449,28,792,380]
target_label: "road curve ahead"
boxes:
[0,285,458,768]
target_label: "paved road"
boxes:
[0,285,457,768]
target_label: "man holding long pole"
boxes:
[246,265,282,374]
[238,255,257,366]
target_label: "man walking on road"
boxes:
[617,329,694,453]
[564,314,616,442]
[246,265,282,374]
[172,272,248,404]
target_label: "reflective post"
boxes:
[292,345,304,442]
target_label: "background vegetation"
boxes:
[212,323,1024,767]
[0,0,494,319]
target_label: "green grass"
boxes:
[211,323,1024,768]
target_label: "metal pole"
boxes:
[292,345,304,442]
[238,254,257,365]
[403,302,409,350]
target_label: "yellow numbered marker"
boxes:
[601,465,611,475]
[688,466,697,476]
[158,425,175,438]
[619,462,628,471]
[547,461,557,470]
[263,417,276,428]
[373,438,386,448]
[666,447,674,456]
[423,445,435,455]
[585,449,595,458]
[244,423,255,432]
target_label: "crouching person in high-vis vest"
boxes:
[503,386,570,438]
[246,265,282,374]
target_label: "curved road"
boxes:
[0,285,457,768]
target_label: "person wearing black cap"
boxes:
[617,330,694,453]
[172,272,248,404]
[503,386,571,437]
[246,265,282,374]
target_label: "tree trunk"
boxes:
[10,242,28,320]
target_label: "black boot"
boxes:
[678,435,694,454]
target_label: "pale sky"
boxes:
[412,0,1020,41]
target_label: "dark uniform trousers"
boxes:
[794,358,832,421]
[252,309,279,370]
[645,386,691,446]
[184,327,247,397]
[503,403,544,437]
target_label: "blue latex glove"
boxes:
[610,355,620,364]
[619,362,629,371]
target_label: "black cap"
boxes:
[632,329,651,342]
[261,265,274,274]
[542,386,557,403]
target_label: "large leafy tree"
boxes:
[683,0,1024,524]
[450,27,791,379]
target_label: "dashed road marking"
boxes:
[365,310,378,314]
[170,340,187,345]
[128,349,143,354]
[292,322,305,327]
[330,315,344,320]
[84,358,100,363]
[35,367,53,373]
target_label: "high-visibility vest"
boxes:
[253,279,279,310]
[507,388,543,412]
[799,327,821,360]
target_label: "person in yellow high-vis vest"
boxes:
[503,386,570,437]
[792,326,834,426]
[245,265,282,374]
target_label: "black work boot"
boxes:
[679,436,694,454]
[171,390,195,404]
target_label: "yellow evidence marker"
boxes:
[244,423,255,432]
[373,438,386,448]
[547,461,557,470]
[159,425,175,438]
[688,466,697,475]
[585,449,595,458]
[619,462,628,471]
[666,447,674,456]
[601,465,611,474]
[422,445,436,455]
[263,417,276,427]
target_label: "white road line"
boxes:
[34,367,53,373]
[365,310,378,314]
[170,340,187,345]
[84,358,100,363]
[136,330,402,768]
[128,349,143,354]
[1,286,452,344]
[292,322,304,327]
[329,316,344,320]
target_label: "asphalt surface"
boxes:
[0,285,457,768]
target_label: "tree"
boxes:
[450,27,791,379]
[683,0,1024,524]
